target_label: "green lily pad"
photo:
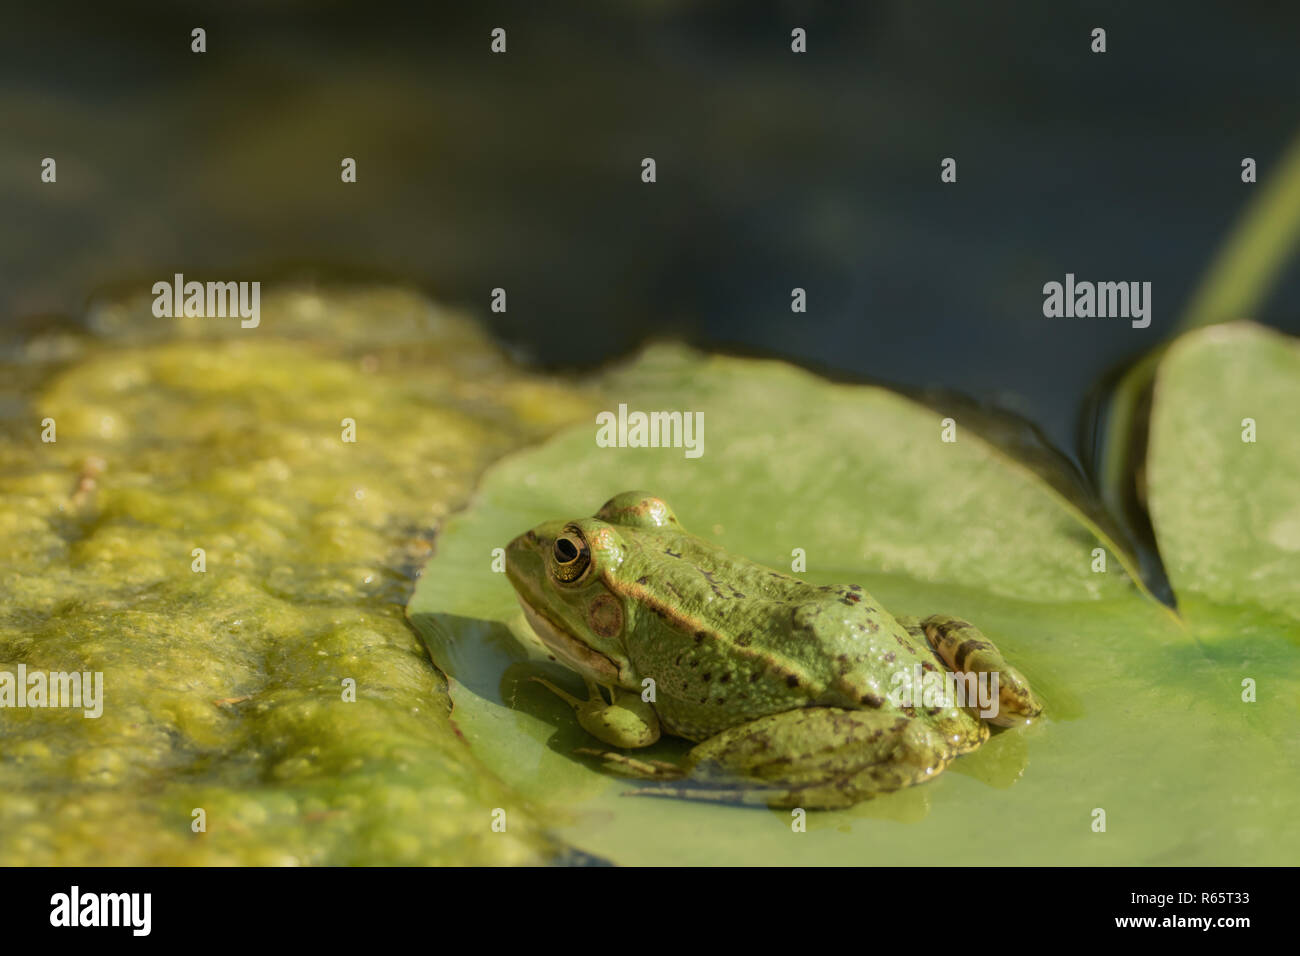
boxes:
[408,331,1300,865]
[1148,323,1300,618]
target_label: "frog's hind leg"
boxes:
[916,615,1043,726]
[624,707,957,810]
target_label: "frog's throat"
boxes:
[515,596,622,685]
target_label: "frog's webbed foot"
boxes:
[573,748,684,779]
[910,614,1044,727]
[578,751,792,806]
[622,781,798,806]
[529,676,661,748]
[575,748,793,806]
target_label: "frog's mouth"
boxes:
[513,594,622,685]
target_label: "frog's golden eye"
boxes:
[552,531,590,583]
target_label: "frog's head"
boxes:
[505,492,680,691]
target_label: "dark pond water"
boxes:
[4,0,1299,459]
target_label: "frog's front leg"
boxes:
[902,614,1044,726]
[529,675,660,747]
[621,707,955,809]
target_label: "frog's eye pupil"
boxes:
[555,537,579,563]
[552,533,590,582]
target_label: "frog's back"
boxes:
[615,528,931,740]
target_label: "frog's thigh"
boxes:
[631,708,953,809]
[917,614,1044,727]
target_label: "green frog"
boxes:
[505,491,1043,809]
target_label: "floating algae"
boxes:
[0,287,593,865]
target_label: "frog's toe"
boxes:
[528,675,584,708]
[579,750,801,805]
[985,675,1044,727]
[917,614,1045,727]
[575,748,684,780]
[623,782,799,807]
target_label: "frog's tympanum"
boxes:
[505,492,1043,808]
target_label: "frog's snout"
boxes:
[505,525,558,594]
[506,529,537,558]
[503,530,535,582]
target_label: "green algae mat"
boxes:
[408,323,1300,866]
[0,288,592,865]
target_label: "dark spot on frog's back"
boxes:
[956,639,994,669]
[786,674,799,688]
[699,568,744,599]
[861,693,884,708]
[735,631,753,646]
[664,547,682,558]
[934,618,973,637]
[636,575,649,585]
